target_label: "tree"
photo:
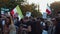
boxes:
[0,0,42,17]
[20,4,42,17]
[50,1,60,16]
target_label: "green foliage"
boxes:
[0,0,42,17]
[31,10,42,17]
[19,4,42,17]
[51,1,60,16]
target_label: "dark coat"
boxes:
[55,23,60,34]
[31,21,43,34]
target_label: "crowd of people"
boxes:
[0,12,60,34]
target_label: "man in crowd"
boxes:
[55,12,60,34]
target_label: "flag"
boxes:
[10,5,24,20]
[46,4,51,14]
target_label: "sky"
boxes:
[27,0,60,14]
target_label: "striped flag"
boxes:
[46,4,51,14]
[10,5,24,20]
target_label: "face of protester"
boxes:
[58,13,60,17]
[1,15,5,18]
[37,18,41,22]
[51,18,57,26]
[23,19,29,23]
[5,18,10,25]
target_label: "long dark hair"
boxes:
[5,17,11,25]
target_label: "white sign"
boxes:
[1,8,9,14]
[1,11,4,14]
[42,12,47,19]
[1,8,9,11]
[26,12,31,17]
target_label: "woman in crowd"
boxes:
[36,17,43,34]
[45,20,52,34]
[31,17,44,34]
[18,17,31,34]
[55,12,60,34]
[3,17,11,34]
[9,16,16,34]
[51,18,57,34]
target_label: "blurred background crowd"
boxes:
[0,0,60,34]
[0,12,60,34]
